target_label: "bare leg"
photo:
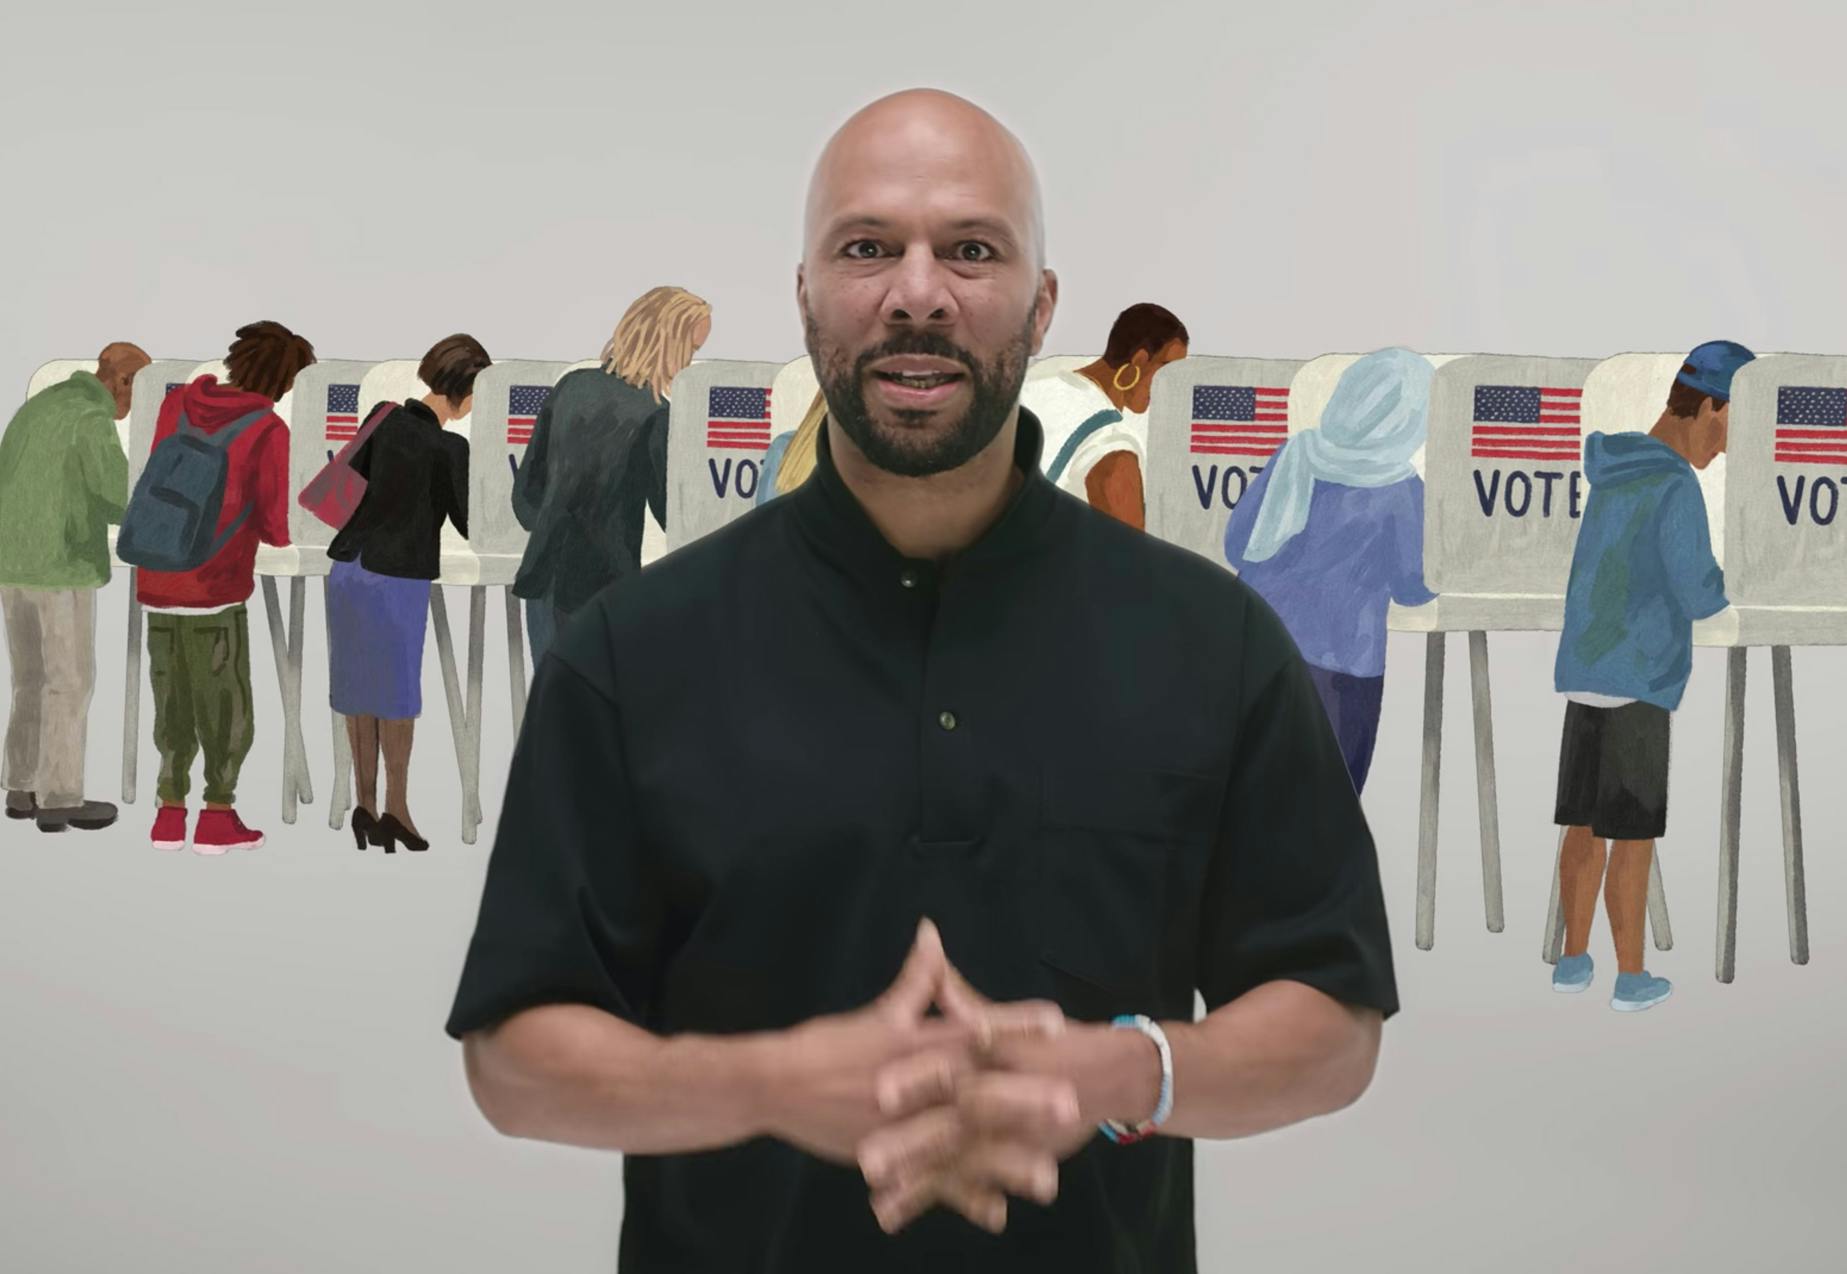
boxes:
[1606,839,1655,975]
[379,718,418,839]
[348,714,380,818]
[1558,825,1608,959]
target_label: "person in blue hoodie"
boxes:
[1549,339,1754,1012]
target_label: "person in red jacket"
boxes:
[138,321,314,854]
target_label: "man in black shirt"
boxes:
[446,88,1399,1272]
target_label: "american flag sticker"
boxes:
[707,386,772,452]
[507,385,549,446]
[1773,386,1847,466]
[1189,385,1289,457]
[1469,385,1582,461]
[326,384,360,443]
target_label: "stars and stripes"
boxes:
[1188,385,1289,457]
[508,385,549,446]
[1773,386,1847,466]
[708,386,772,451]
[1469,385,1583,461]
[326,384,361,443]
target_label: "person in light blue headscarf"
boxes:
[1224,347,1438,793]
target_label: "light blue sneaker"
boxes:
[1552,952,1594,993]
[1611,971,1673,1012]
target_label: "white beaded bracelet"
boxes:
[1100,1014,1173,1144]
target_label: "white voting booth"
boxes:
[1416,356,1615,950]
[1145,356,1306,561]
[467,358,586,740]
[1694,354,1846,981]
[664,360,783,553]
[1286,351,1626,956]
[286,359,383,831]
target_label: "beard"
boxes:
[803,303,1036,479]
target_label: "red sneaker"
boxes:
[194,809,264,854]
[151,806,188,851]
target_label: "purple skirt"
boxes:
[326,556,427,719]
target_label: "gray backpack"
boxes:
[117,407,270,572]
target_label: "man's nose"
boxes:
[881,248,958,328]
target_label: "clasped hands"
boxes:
[767,919,1107,1236]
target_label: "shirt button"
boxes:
[900,570,918,589]
[939,711,958,731]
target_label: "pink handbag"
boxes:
[297,399,396,530]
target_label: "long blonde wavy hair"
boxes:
[776,389,829,495]
[600,286,712,403]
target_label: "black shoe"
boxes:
[5,791,36,819]
[351,807,379,852]
[37,799,118,833]
[375,813,428,853]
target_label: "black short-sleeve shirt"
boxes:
[446,408,1399,1273]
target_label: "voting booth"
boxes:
[1144,356,1306,562]
[275,360,384,830]
[466,358,583,751]
[1405,356,1601,948]
[664,360,781,553]
[1696,354,1847,980]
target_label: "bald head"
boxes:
[96,341,150,420]
[803,89,1045,271]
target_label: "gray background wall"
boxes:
[2,1,1843,1269]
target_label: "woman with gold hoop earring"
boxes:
[1018,302,1189,531]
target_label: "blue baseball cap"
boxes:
[1675,340,1757,402]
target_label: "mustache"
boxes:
[852,331,977,375]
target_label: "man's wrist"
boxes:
[1095,1020,1169,1128]
[722,1028,789,1142]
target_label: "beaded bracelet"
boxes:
[1099,1014,1173,1145]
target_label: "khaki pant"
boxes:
[1,587,98,809]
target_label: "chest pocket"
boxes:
[1034,762,1221,1020]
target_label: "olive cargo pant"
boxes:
[146,606,255,808]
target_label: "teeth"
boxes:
[889,372,953,387]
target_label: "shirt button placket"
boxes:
[938,710,957,732]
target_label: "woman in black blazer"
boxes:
[326,334,491,853]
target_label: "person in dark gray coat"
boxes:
[511,287,710,665]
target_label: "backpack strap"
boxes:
[197,408,276,560]
[1045,407,1125,485]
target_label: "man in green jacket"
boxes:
[0,342,151,832]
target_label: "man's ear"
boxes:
[1030,269,1058,356]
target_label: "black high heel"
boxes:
[374,813,428,853]
[351,808,379,852]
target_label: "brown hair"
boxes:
[1102,303,1189,366]
[1666,367,1719,419]
[419,334,493,408]
[224,321,317,401]
[601,287,712,404]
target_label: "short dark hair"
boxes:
[1666,367,1721,419]
[1102,303,1189,365]
[419,334,493,408]
[225,321,316,400]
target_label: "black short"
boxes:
[1553,700,1671,841]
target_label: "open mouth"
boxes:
[874,370,964,389]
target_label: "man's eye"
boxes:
[956,242,995,262]
[844,241,883,259]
